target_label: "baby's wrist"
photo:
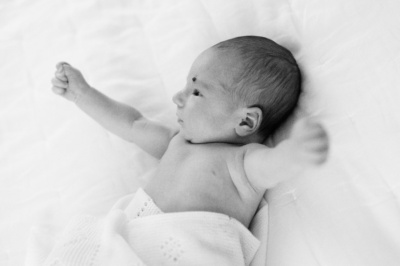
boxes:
[73,86,94,105]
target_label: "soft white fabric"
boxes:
[36,188,261,266]
[1,0,400,266]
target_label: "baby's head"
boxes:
[173,36,301,144]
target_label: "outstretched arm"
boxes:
[244,118,329,192]
[51,62,177,159]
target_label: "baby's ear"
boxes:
[235,107,262,137]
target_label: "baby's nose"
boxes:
[172,90,185,108]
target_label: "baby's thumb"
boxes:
[61,63,73,77]
[62,64,84,84]
[55,62,69,82]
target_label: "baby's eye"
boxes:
[192,89,201,96]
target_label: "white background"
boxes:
[1,0,399,265]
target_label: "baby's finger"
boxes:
[55,70,68,82]
[56,61,70,70]
[51,77,68,88]
[52,86,66,95]
[55,62,69,81]
[62,64,76,76]
[306,140,329,153]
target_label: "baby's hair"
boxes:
[213,36,302,140]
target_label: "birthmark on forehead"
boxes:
[192,76,197,82]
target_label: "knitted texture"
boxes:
[43,188,260,266]
[43,216,102,266]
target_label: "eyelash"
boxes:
[192,89,201,96]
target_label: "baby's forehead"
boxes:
[187,71,240,96]
[189,49,244,86]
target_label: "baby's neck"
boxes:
[233,133,265,145]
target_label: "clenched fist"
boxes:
[51,62,92,103]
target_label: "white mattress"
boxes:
[1,0,400,265]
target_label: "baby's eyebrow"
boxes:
[189,75,224,92]
[191,76,212,90]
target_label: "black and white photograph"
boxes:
[1,0,399,265]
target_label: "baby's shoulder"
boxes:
[223,143,267,199]
[227,143,269,181]
[226,143,268,170]
[239,142,268,156]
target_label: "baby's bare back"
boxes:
[145,132,264,227]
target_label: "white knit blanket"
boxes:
[34,189,268,266]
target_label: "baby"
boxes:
[51,36,328,229]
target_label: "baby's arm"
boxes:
[51,62,177,159]
[243,118,329,192]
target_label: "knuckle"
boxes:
[59,61,69,67]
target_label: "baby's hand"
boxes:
[290,118,329,165]
[51,62,91,102]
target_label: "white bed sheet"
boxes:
[1,0,399,265]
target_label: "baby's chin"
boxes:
[180,128,233,144]
[183,134,227,145]
[181,131,209,144]
[183,136,203,144]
